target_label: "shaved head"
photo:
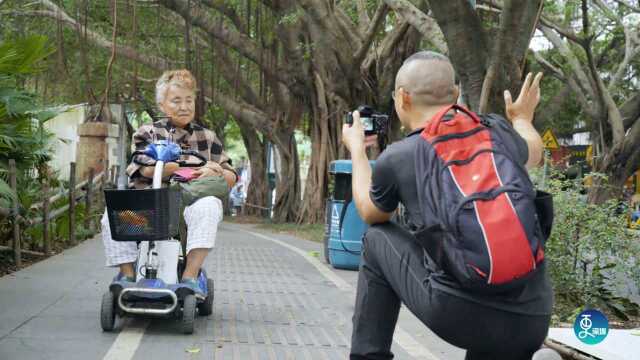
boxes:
[395,51,457,106]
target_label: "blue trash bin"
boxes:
[323,160,374,270]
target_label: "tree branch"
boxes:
[362,20,410,72]
[539,24,597,106]
[18,1,279,144]
[426,0,489,110]
[481,0,544,113]
[614,0,640,13]
[482,0,583,45]
[532,51,564,79]
[212,40,264,109]
[334,5,365,44]
[200,0,246,33]
[592,0,622,24]
[580,0,625,146]
[535,84,571,128]
[355,0,371,34]
[619,116,640,178]
[157,0,297,91]
[382,0,447,53]
[16,4,170,70]
[621,94,640,130]
[533,50,599,119]
[353,3,389,68]
[607,6,640,92]
[297,0,361,68]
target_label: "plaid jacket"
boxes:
[126,119,235,189]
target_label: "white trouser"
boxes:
[101,196,223,267]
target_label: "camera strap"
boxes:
[338,185,352,236]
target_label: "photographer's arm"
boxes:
[512,120,543,169]
[343,111,394,225]
[351,149,393,224]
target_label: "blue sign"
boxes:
[574,309,609,345]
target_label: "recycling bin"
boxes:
[323,160,374,270]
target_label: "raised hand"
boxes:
[504,72,543,124]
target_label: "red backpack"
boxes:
[414,104,552,293]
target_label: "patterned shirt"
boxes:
[126,118,235,189]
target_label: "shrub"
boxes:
[532,168,640,322]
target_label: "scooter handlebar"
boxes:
[130,149,207,168]
[176,150,207,167]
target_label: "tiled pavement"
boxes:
[0,223,464,360]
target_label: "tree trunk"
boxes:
[427,0,542,113]
[272,130,301,223]
[587,165,630,204]
[588,122,640,203]
[298,107,341,223]
[237,122,268,217]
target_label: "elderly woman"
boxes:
[100,69,236,294]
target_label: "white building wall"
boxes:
[43,104,86,181]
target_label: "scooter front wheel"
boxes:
[198,278,214,316]
[100,291,116,332]
[182,294,197,334]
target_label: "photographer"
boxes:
[342,51,551,360]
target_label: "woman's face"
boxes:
[160,84,195,128]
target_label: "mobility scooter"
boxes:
[100,139,214,334]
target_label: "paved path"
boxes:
[0,223,465,360]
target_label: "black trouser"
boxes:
[350,222,550,360]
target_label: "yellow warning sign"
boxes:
[542,129,559,150]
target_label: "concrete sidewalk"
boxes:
[0,222,465,360]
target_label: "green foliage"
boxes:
[531,168,640,321]
[0,36,56,207]
[279,8,304,26]
[0,35,52,76]
[0,35,78,258]
[222,119,248,161]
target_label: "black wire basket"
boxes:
[104,187,181,241]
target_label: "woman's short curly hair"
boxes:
[155,69,197,105]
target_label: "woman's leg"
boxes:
[101,211,137,276]
[182,196,223,279]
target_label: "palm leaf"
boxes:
[0,87,37,116]
[0,35,54,76]
[0,177,17,203]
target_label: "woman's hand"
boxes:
[203,161,224,175]
[163,162,180,177]
[193,163,222,179]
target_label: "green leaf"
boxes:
[0,35,54,76]
[0,178,17,202]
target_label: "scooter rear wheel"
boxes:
[100,291,116,332]
[182,294,197,334]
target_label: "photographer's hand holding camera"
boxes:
[345,52,550,360]
[342,110,391,224]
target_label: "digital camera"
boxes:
[345,105,389,136]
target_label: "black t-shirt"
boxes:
[370,114,553,316]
